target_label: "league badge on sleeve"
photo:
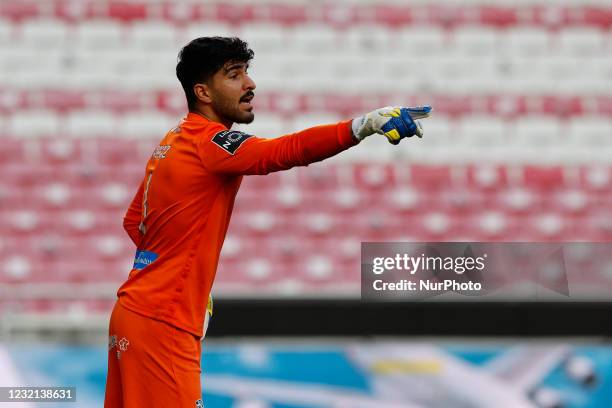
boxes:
[212,130,253,155]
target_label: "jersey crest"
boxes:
[211,130,252,155]
[152,145,171,159]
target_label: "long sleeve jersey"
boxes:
[117,112,357,337]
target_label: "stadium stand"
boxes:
[1,1,612,309]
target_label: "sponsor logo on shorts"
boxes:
[108,335,117,351]
[133,250,159,270]
[211,130,252,155]
[109,335,129,360]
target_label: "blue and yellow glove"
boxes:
[352,106,432,144]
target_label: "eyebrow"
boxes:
[223,63,249,74]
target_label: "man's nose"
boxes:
[244,74,256,91]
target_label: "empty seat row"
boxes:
[6,50,610,77]
[1,182,607,215]
[2,20,611,54]
[1,91,609,119]
[2,2,611,26]
[2,115,611,164]
[2,149,612,189]
[4,218,612,287]
[3,112,612,138]
[2,66,610,94]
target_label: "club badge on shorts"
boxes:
[109,334,130,360]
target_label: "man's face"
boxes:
[208,61,256,124]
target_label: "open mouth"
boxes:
[240,93,254,107]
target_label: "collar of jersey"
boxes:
[185,112,227,128]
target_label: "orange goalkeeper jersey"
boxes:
[117,112,357,337]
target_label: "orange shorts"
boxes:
[104,300,203,408]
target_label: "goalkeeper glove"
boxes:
[352,106,432,144]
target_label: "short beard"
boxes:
[212,96,254,125]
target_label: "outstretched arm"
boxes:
[199,106,432,176]
[200,120,357,175]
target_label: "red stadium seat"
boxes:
[353,164,396,190]
[407,165,453,191]
[580,167,612,192]
[95,138,141,165]
[467,165,509,190]
[0,1,39,21]
[523,166,566,190]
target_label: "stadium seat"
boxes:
[40,182,72,208]
[240,23,288,53]
[275,187,303,210]
[501,188,535,212]
[39,138,80,164]
[63,210,97,234]
[18,19,68,48]
[382,188,420,212]
[290,24,338,53]
[118,112,177,139]
[0,18,12,45]
[568,116,612,147]
[5,210,41,233]
[523,166,565,190]
[246,211,278,234]
[291,113,343,132]
[477,211,509,237]
[533,213,566,239]
[243,258,275,282]
[555,189,589,213]
[128,21,179,50]
[500,27,551,56]
[95,138,141,164]
[408,165,453,190]
[556,27,606,56]
[8,110,60,137]
[343,25,390,53]
[301,212,336,235]
[99,183,131,208]
[74,20,125,49]
[183,22,234,42]
[467,165,509,190]
[331,188,362,211]
[452,27,501,55]
[66,110,117,137]
[237,112,288,137]
[397,26,446,54]
[581,167,612,191]
[458,116,508,147]
[353,164,396,190]
[513,116,563,148]
[1,255,32,281]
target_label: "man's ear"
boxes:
[194,83,212,104]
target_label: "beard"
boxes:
[211,92,255,125]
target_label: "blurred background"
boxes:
[1,0,612,407]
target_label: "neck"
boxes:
[192,106,233,129]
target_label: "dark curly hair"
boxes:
[176,37,254,111]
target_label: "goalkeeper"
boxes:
[104,36,431,407]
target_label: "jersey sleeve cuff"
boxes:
[338,119,360,147]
